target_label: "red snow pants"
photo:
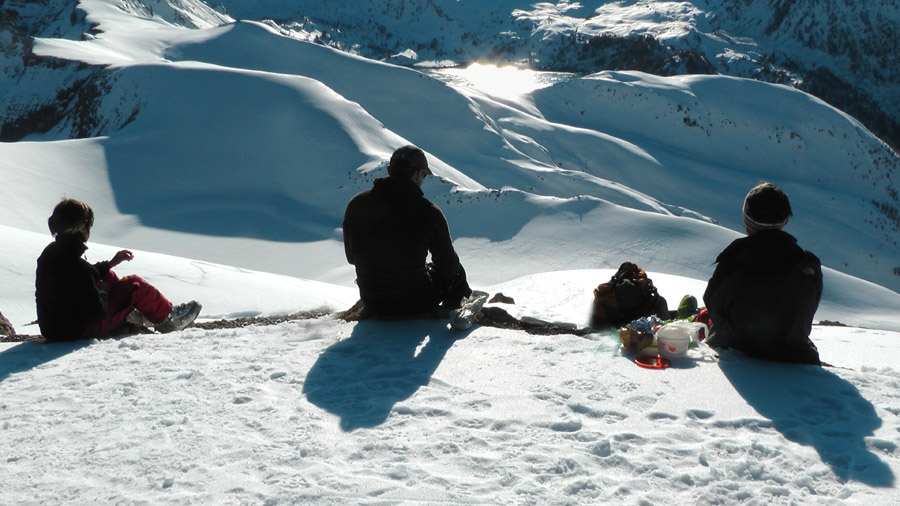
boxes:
[79,271,173,339]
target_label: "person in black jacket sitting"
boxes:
[35,199,201,341]
[703,182,823,365]
[342,145,472,317]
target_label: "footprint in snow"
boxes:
[685,409,714,420]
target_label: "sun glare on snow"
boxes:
[433,63,571,99]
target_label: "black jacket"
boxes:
[343,177,462,312]
[703,230,822,364]
[35,235,110,341]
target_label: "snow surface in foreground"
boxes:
[1,209,898,504]
[1,264,898,504]
[1,226,899,504]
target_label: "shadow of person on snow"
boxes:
[0,340,90,385]
[302,319,468,432]
[719,353,894,487]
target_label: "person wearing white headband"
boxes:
[703,182,823,365]
[741,183,792,234]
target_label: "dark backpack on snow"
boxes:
[590,262,669,328]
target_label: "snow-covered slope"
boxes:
[1,236,899,504]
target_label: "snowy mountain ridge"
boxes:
[212,0,900,152]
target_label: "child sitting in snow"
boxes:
[35,199,201,341]
[703,182,822,365]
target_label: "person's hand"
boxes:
[110,250,134,267]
